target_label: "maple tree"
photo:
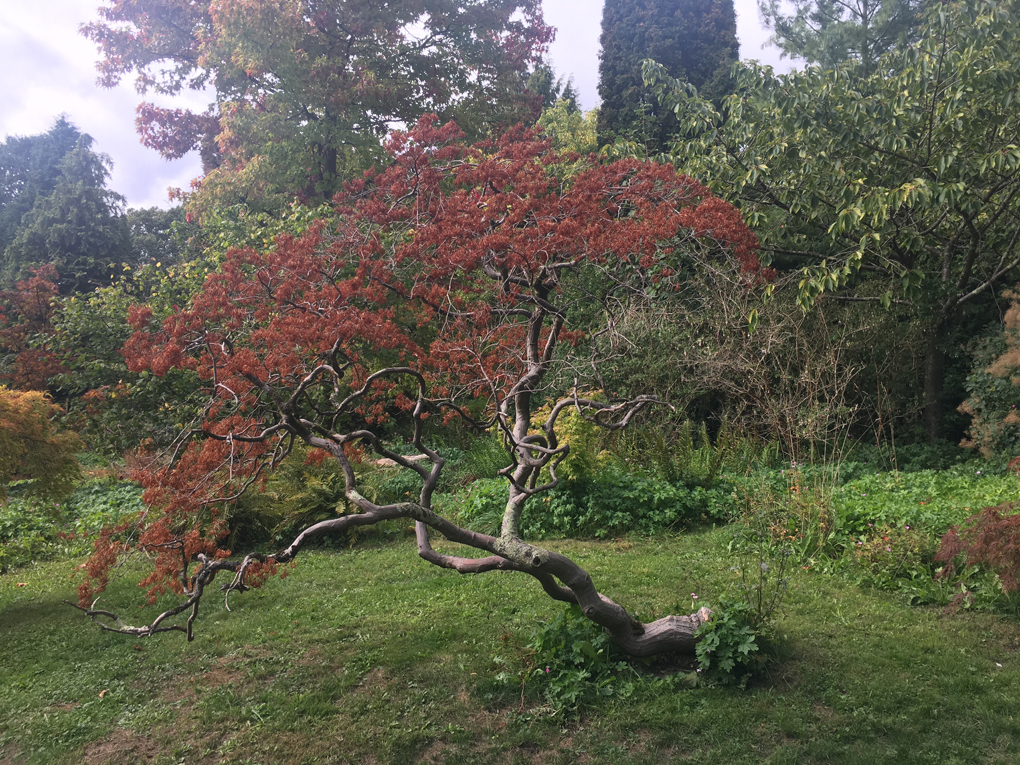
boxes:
[74,118,764,656]
[0,386,81,503]
[0,266,63,391]
[82,0,553,213]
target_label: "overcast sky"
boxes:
[0,1,796,210]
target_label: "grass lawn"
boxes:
[1,528,1018,764]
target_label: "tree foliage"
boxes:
[644,0,1020,438]
[759,0,928,72]
[597,0,738,150]
[126,206,199,269]
[0,266,63,391]
[3,136,130,293]
[82,0,554,212]
[0,118,83,257]
[75,117,762,654]
[0,386,81,503]
[958,287,1020,460]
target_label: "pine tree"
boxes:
[597,0,738,150]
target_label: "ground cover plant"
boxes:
[731,453,1020,610]
[0,478,145,573]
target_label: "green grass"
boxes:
[2,530,1019,764]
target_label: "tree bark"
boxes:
[924,339,945,443]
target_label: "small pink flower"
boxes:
[691,593,698,599]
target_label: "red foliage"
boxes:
[0,265,64,390]
[136,104,220,160]
[935,501,1020,594]
[84,116,765,606]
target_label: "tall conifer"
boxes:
[597,0,738,150]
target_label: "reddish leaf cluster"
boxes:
[935,501,1020,595]
[0,265,64,390]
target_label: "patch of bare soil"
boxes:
[82,727,160,765]
[811,701,835,720]
[416,740,453,764]
[162,655,243,704]
[356,666,389,695]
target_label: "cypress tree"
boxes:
[597,0,738,150]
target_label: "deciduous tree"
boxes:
[644,0,1020,440]
[82,0,554,213]
[74,117,764,655]
[759,0,927,73]
[0,266,63,391]
[0,386,81,503]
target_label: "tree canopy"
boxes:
[0,118,83,257]
[82,0,555,214]
[3,136,131,294]
[0,386,80,503]
[597,0,738,150]
[644,0,1020,439]
[75,117,762,653]
[758,0,928,72]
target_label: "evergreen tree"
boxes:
[759,0,928,73]
[597,0,738,150]
[3,136,131,294]
[527,64,580,113]
[0,118,82,254]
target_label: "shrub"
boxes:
[848,523,940,600]
[935,501,1020,602]
[958,288,1020,460]
[695,528,790,686]
[694,597,767,686]
[0,386,81,502]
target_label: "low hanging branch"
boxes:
[75,116,762,656]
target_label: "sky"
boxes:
[0,0,797,210]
